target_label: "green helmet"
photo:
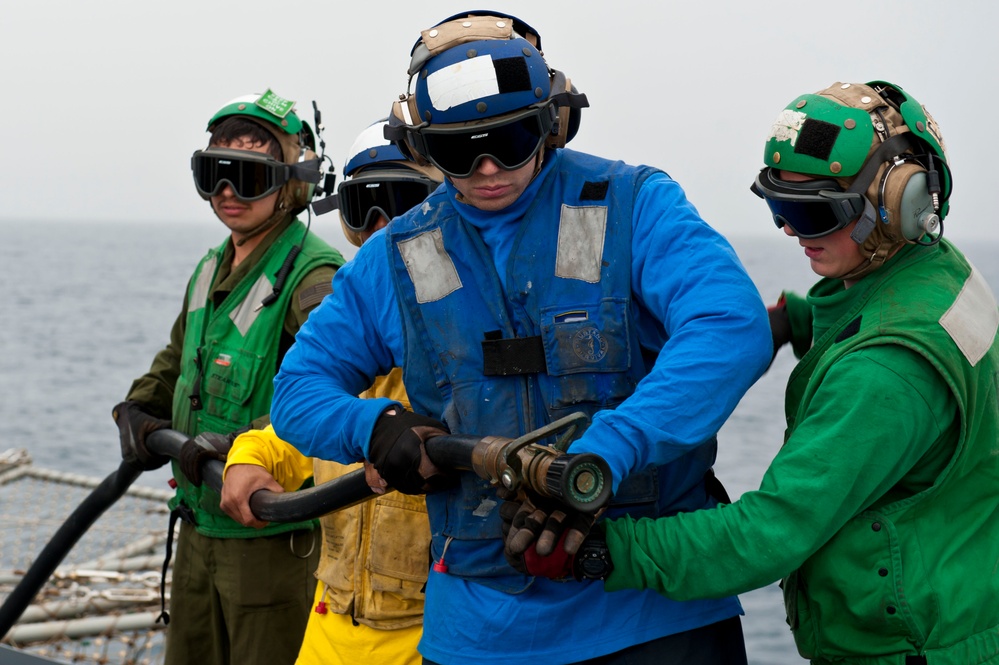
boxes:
[763,81,947,183]
[205,89,320,215]
[760,81,952,280]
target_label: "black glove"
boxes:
[500,491,596,576]
[767,295,791,364]
[369,409,452,495]
[179,431,237,486]
[112,401,171,471]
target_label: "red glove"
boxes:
[500,492,595,577]
[522,531,575,579]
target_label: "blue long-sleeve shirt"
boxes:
[271,152,772,663]
[273,167,770,479]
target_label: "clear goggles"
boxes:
[407,103,555,179]
[751,167,868,239]
[191,148,289,202]
[336,172,438,232]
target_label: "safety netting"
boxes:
[0,449,172,664]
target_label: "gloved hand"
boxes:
[368,409,454,495]
[112,401,171,470]
[179,431,237,486]
[499,491,597,577]
[767,294,791,363]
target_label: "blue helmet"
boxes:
[343,119,412,176]
[386,12,587,177]
[413,36,551,125]
[335,119,442,247]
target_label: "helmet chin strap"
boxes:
[839,206,907,282]
[837,238,901,283]
[836,134,920,283]
[228,201,290,247]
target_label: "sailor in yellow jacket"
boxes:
[219,118,443,665]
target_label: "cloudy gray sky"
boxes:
[3,0,995,252]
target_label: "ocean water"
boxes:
[1,218,996,664]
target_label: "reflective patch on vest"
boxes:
[940,267,999,367]
[189,255,218,312]
[556,205,607,283]
[471,497,497,517]
[228,273,274,336]
[397,229,462,303]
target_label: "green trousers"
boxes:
[164,521,320,665]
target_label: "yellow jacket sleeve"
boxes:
[223,424,314,492]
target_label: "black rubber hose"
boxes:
[146,429,483,524]
[0,461,142,638]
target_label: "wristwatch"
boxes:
[573,527,614,581]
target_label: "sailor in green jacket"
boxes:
[112,90,344,665]
[504,81,999,664]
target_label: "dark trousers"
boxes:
[423,615,748,665]
[164,521,319,665]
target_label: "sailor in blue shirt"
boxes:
[272,11,772,665]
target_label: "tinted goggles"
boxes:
[192,148,289,202]
[336,172,438,232]
[751,168,867,239]
[409,104,554,179]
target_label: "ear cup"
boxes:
[387,97,434,166]
[294,147,319,207]
[545,70,582,150]
[882,163,939,241]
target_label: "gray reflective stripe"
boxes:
[940,266,999,367]
[556,205,607,283]
[397,229,462,303]
[189,255,218,313]
[229,273,274,336]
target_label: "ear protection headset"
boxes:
[863,81,951,245]
[272,121,322,213]
[877,160,939,242]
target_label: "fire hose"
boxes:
[157,411,610,519]
[0,412,610,637]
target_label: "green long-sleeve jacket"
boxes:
[603,240,999,664]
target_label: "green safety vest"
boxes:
[170,220,343,538]
[784,240,999,664]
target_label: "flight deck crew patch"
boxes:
[556,205,607,283]
[940,266,999,367]
[398,229,463,303]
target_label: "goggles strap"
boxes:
[311,192,339,216]
[289,158,323,185]
[849,198,878,244]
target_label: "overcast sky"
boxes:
[3,0,995,252]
